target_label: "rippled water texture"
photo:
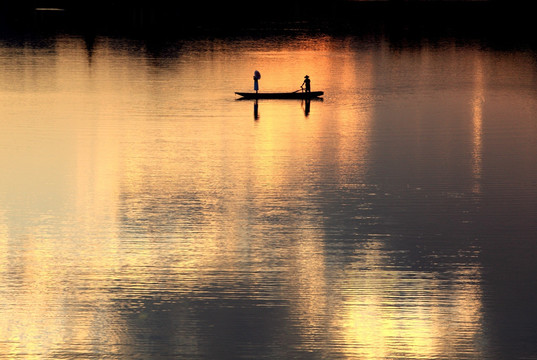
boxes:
[1,34,537,359]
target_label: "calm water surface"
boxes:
[1,34,537,359]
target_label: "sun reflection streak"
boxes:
[259,39,378,351]
[472,55,484,195]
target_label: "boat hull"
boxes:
[235,91,323,99]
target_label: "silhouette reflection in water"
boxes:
[83,33,96,65]
[249,98,319,120]
[254,99,259,120]
[303,99,310,117]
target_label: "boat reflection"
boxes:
[245,98,321,120]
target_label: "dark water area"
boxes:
[2,0,537,47]
[1,2,537,359]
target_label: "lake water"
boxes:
[1,33,537,359]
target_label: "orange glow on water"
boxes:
[4,34,537,358]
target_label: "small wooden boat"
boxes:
[235,91,324,99]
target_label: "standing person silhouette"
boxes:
[301,75,311,93]
[254,70,261,94]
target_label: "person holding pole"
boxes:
[301,75,311,93]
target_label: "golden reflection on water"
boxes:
[337,263,483,358]
[5,34,537,358]
[471,54,484,195]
